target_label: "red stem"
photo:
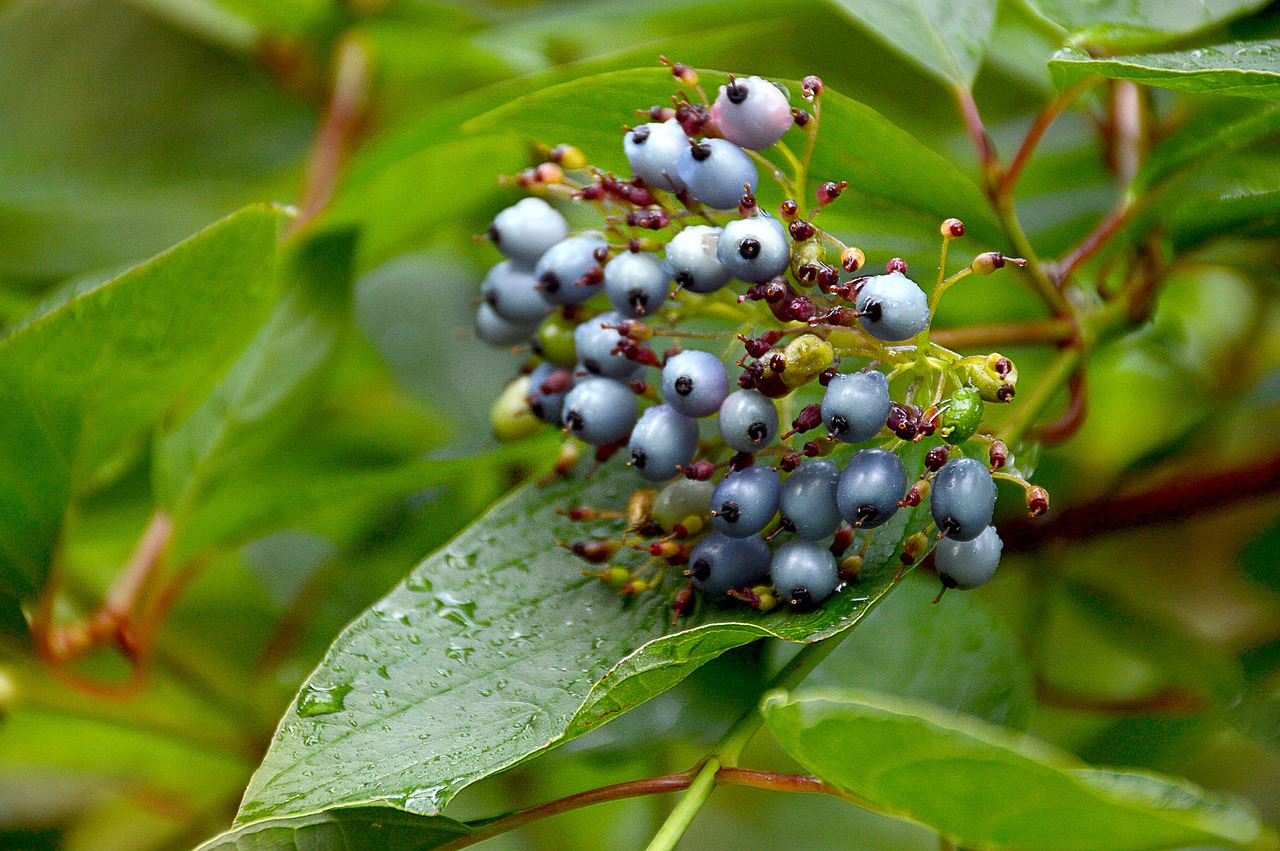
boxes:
[998,76,1097,202]
[1036,678,1205,716]
[290,34,371,234]
[930,318,1075,350]
[1028,366,1087,445]
[1053,199,1136,286]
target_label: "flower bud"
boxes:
[779,333,835,388]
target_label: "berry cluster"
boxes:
[476,61,1048,617]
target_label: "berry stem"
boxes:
[645,627,859,850]
[999,346,1082,445]
[774,141,807,204]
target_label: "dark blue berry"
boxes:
[710,465,780,538]
[779,459,841,540]
[935,525,1002,589]
[662,350,730,418]
[717,389,778,453]
[930,456,995,542]
[561,378,638,445]
[821,371,891,443]
[629,404,700,482]
[855,271,930,341]
[771,539,839,608]
[688,532,772,595]
[837,448,908,528]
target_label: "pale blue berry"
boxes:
[676,138,758,210]
[624,119,688,192]
[711,465,781,538]
[771,539,839,609]
[629,404,699,482]
[489,197,568,266]
[536,235,607,306]
[779,459,842,540]
[717,215,789,284]
[662,350,729,418]
[837,448,908,528]
[712,76,793,151]
[718,389,778,453]
[662,226,731,294]
[688,532,772,595]
[930,457,996,542]
[605,251,670,318]
[821,371,891,443]
[935,525,1002,589]
[483,260,553,324]
[562,378,638,446]
[855,271,930,341]
[574,311,636,380]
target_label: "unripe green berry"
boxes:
[779,334,834,388]
[535,313,578,367]
[789,238,825,280]
[958,353,1018,403]
[491,376,543,442]
[939,385,983,444]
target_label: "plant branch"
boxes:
[1027,366,1086,444]
[645,628,858,850]
[955,86,999,194]
[290,32,372,234]
[1000,346,1082,445]
[1035,677,1206,716]
[997,75,1098,202]
[929,317,1075,351]
[1051,199,1136,287]
[434,771,696,851]
[1001,452,1280,552]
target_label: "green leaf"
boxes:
[152,228,446,563]
[195,806,470,851]
[0,204,285,597]
[1050,42,1280,101]
[1166,154,1280,250]
[762,689,1279,851]
[802,572,1036,728]
[0,0,310,289]
[825,0,998,87]
[328,68,998,270]
[235,442,938,824]
[1025,0,1269,49]
[1137,100,1280,191]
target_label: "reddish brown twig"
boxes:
[997,76,1098,202]
[1028,366,1086,444]
[1002,453,1280,552]
[930,318,1076,351]
[1052,200,1136,287]
[1036,677,1206,716]
[290,34,372,234]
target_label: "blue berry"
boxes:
[717,214,789,284]
[770,539,839,609]
[561,378,638,446]
[483,260,553,324]
[489,197,568,266]
[718,389,778,453]
[526,362,572,425]
[779,459,842,540]
[535,235,608,306]
[821,371,891,443]
[662,226,731,294]
[604,251,670,318]
[712,76,793,151]
[688,532,772,595]
[662,350,729,418]
[574,311,637,379]
[624,119,688,192]
[930,456,996,542]
[837,448,908,528]
[653,477,715,532]
[629,404,700,482]
[711,465,781,538]
[855,271,931,341]
[676,138,758,210]
[935,525,1002,589]
[476,302,536,346]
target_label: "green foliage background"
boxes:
[0,1,1279,849]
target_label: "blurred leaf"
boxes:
[1166,154,1280,250]
[153,228,447,563]
[1025,0,1269,49]
[195,806,470,851]
[235,442,938,824]
[0,0,310,289]
[763,689,1279,851]
[825,0,998,87]
[1137,100,1280,191]
[1051,42,1280,100]
[0,204,285,598]
[1240,514,1280,596]
[802,572,1036,728]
